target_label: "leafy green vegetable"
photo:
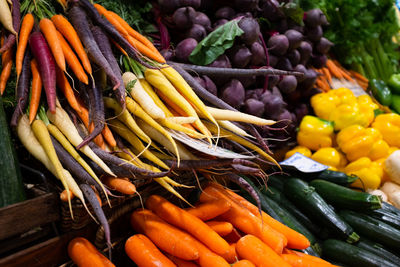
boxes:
[282,2,304,25]
[189,19,244,66]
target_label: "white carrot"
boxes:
[218,120,253,138]
[205,106,275,125]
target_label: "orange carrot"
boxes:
[146,195,231,256]
[236,235,291,267]
[283,249,333,265]
[56,31,88,84]
[88,120,106,150]
[223,228,242,243]
[192,238,230,267]
[130,209,200,261]
[321,67,332,84]
[199,185,287,254]
[222,185,310,250]
[186,199,231,221]
[68,237,115,267]
[349,70,369,83]
[232,260,255,267]
[51,14,92,75]
[16,13,34,78]
[220,243,237,264]
[0,43,13,95]
[111,39,128,56]
[56,67,81,113]
[340,68,354,82]
[125,234,176,267]
[167,255,198,267]
[281,254,333,267]
[206,221,233,237]
[93,4,129,37]
[126,35,166,63]
[326,60,343,79]
[103,177,136,195]
[29,59,43,123]
[108,11,160,54]
[60,189,75,202]
[101,124,117,148]
[39,18,66,71]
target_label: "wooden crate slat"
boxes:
[0,193,59,240]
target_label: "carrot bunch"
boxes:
[125,187,335,267]
[314,59,369,92]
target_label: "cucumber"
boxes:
[0,98,25,207]
[315,170,358,185]
[322,239,398,267]
[382,202,400,217]
[262,195,320,253]
[309,179,382,211]
[284,178,359,243]
[266,174,288,191]
[355,237,400,264]
[339,210,400,251]
[301,246,320,257]
[366,208,400,230]
[262,186,322,235]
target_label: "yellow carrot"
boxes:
[206,106,275,125]
[158,119,206,139]
[218,120,253,138]
[140,79,173,117]
[165,116,198,124]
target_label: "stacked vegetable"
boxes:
[154,0,333,147]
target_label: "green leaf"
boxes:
[189,19,244,66]
[282,2,305,25]
[126,79,137,92]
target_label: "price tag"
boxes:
[280,152,329,173]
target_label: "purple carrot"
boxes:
[29,32,57,113]
[79,183,112,260]
[76,81,105,149]
[91,25,126,110]
[67,4,121,90]
[163,158,259,170]
[77,0,155,68]
[10,49,31,127]
[231,164,264,177]
[0,0,20,53]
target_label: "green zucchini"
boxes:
[339,210,400,251]
[0,98,25,207]
[309,179,382,211]
[266,174,288,191]
[382,202,400,217]
[355,237,400,264]
[366,208,400,230]
[315,170,358,185]
[262,186,322,235]
[284,178,359,243]
[322,239,398,267]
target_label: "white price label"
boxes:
[280,152,329,173]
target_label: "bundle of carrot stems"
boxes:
[0,0,302,254]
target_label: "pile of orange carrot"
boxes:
[123,183,336,267]
[314,59,369,92]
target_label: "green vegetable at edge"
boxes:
[388,74,400,94]
[370,79,392,106]
[391,94,400,113]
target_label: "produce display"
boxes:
[1,0,400,267]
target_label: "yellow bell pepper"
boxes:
[297,116,334,151]
[329,103,370,130]
[344,157,382,190]
[372,113,400,147]
[311,93,341,120]
[311,147,347,169]
[336,125,389,162]
[285,146,312,159]
[330,87,357,105]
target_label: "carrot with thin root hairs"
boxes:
[56,67,81,113]
[29,59,43,123]
[93,4,129,37]
[111,39,128,56]
[187,199,231,221]
[103,177,136,195]
[51,14,92,75]
[39,18,66,72]
[16,13,34,79]
[126,35,166,63]
[0,43,13,95]
[206,221,233,236]
[60,189,74,202]
[56,31,88,84]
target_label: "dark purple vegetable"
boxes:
[68,4,121,90]
[180,0,201,9]
[276,57,293,71]
[193,12,211,31]
[193,76,206,88]
[0,0,20,53]
[316,37,333,54]
[277,109,292,122]
[276,19,288,34]
[238,17,261,45]
[287,20,304,34]
[238,75,256,87]
[215,7,236,20]
[208,54,232,68]
[160,49,175,61]
[263,94,286,119]
[304,9,328,26]
[269,77,280,90]
[306,26,323,42]
[235,0,259,12]
[164,158,258,170]
[285,29,303,50]
[268,54,279,67]
[295,103,309,122]
[185,24,207,41]
[172,7,195,30]
[261,0,284,21]
[158,0,200,13]
[272,86,283,98]
[243,98,265,117]
[203,75,218,96]
[298,41,312,65]
[250,42,266,65]
[311,53,327,68]
[287,49,300,66]
[299,69,317,91]
[91,26,126,110]
[228,174,263,215]
[245,89,259,100]
[267,34,289,56]
[221,79,245,108]
[229,45,252,68]
[278,75,297,94]
[175,38,198,62]
[11,50,31,127]
[213,19,229,30]
[294,64,307,82]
